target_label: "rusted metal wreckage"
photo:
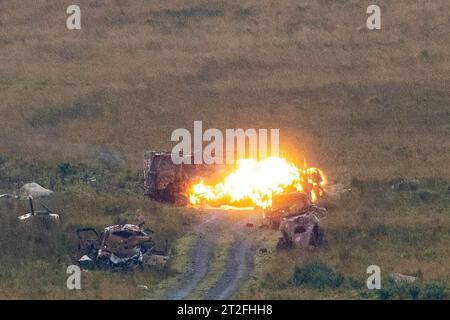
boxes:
[266,192,326,250]
[144,151,224,205]
[276,205,326,249]
[144,151,191,205]
[76,223,169,270]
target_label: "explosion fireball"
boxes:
[188,157,326,209]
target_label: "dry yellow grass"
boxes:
[0,0,449,299]
[0,1,448,180]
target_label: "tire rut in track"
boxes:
[166,211,258,300]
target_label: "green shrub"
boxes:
[58,162,74,180]
[293,262,345,289]
[419,50,431,63]
[377,278,448,300]
[423,282,447,300]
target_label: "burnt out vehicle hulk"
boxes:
[264,192,326,250]
[143,151,224,205]
[76,224,169,270]
[276,205,326,250]
[264,192,311,229]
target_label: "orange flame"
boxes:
[188,157,326,208]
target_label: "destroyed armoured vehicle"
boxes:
[263,191,326,249]
[264,192,311,229]
[76,224,169,270]
[144,151,223,205]
[276,204,326,250]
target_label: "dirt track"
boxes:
[166,210,261,300]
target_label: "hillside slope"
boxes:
[0,0,448,180]
[0,0,449,300]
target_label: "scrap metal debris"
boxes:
[76,223,169,270]
[3,183,61,222]
[266,192,326,250]
[78,255,95,270]
[277,205,325,249]
[264,192,311,229]
[18,197,60,222]
[0,182,59,222]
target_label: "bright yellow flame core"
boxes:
[188,157,326,209]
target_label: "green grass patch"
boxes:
[378,278,448,300]
[0,158,191,299]
[292,262,346,289]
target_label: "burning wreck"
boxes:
[76,223,169,270]
[144,151,226,205]
[144,151,326,209]
[144,151,328,250]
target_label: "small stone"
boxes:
[390,273,417,284]
[137,285,149,290]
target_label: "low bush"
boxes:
[377,278,448,300]
[293,262,345,289]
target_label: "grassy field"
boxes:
[237,179,450,299]
[0,158,193,299]
[0,0,449,299]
